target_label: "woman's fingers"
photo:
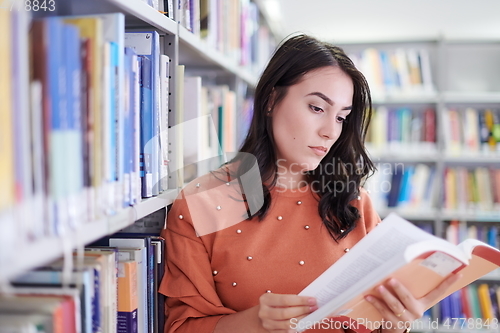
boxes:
[421,273,462,306]
[366,294,402,322]
[365,274,464,332]
[258,293,318,332]
[376,283,409,317]
[260,293,316,308]
[263,303,318,321]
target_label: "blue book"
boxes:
[379,50,395,91]
[61,12,125,215]
[388,109,398,144]
[490,285,500,318]
[451,290,464,318]
[388,169,403,207]
[139,55,153,198]
[64,23,84,229]
[488,226,498,248]
[123,47,135,206]
[125,31,161,197]
[132,55,141,204]
[46,17,67,235]
[398,165,414,205]
[109,42,118,183]
[440,295,452,321]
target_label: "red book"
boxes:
[423,108,436,143]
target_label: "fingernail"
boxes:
[308,298,316,305]
[310,305,318,312]
[378,285,385,293]
[365,296,374,302]
[389,278,397,286]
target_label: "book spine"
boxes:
[117,261,138,333]
[139,55,153,198]
[0,9,14,212]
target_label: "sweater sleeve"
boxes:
[158,192,236,333]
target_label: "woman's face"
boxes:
[271,66,354,174]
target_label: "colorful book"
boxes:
[63,16,104,220]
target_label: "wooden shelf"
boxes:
[0,189,178,283]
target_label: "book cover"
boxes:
[478,283,494,320]
[0,294,71,333]
[296,213,500,333]
[125,32,161,197]
[183,76,203,183]
[13,267,94,333]
[468,284,482,319]
[63,23,84,230]
[0,9,14,211]
[63,17,104,220]
[117,260,138,333]
[109,239,148,333]
[13,288,80,333]
[46,17,68,236]
[159,54,170,192]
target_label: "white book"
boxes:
[418,48,434,93]
[183,76,203,182]
[159,54,170,192]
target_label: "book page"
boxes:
[299,213,436,306]
[296,213,448,329]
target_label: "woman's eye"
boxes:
[336,116,346,123]
[309,104,323,113]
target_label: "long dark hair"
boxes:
[229,33,375,240]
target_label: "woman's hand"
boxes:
[365,273,462,333]
[258,293,318,333]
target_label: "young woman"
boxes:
[158,34,460,333]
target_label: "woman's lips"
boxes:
[309,146,327,156]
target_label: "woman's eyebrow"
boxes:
[306,92,352,110]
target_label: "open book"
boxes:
[296,213,500,333]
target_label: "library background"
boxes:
[0,0,499,332]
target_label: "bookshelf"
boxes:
[0,0,274,287]
[341,38,500,332]
[0,188,178,283]
[341,38,500,221]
